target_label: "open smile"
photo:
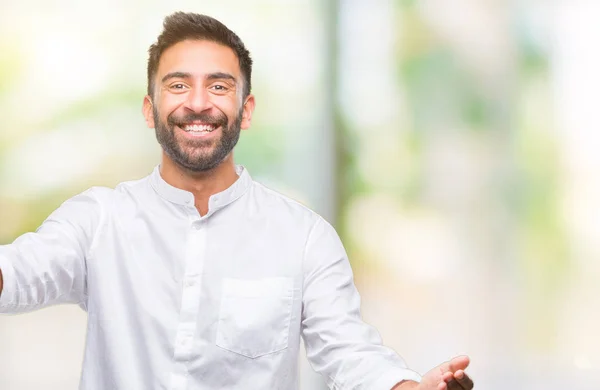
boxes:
[178,121,221,138]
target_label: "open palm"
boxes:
[419,356,473,390]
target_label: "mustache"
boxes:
[167,112,228,128]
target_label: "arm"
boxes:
[0,189,103,313]
[301,217,421,390]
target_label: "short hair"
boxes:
[146,12,253,99]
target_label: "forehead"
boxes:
[157,39,241,80]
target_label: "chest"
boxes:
[87,213,305,320]
[86,213,305,364]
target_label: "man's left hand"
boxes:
[390,355,474,390]
[420,355,474,390]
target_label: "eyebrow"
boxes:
[161,71,237,84]
[161,71,192,83]
[206,72,237,83]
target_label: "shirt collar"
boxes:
[150,165,252,211]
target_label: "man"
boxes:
[0,12,474,390]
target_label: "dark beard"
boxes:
[154,106,243,172]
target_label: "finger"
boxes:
[448,355,470,373]
[442,371,454,382]
[453,370,474,389]
[445,379,464,390]
[438,382,447,390]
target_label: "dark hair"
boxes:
[147,12,253,99]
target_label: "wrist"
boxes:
[391,380,419,390]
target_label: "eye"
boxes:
[169,83,188,91]
[210,84,229,93]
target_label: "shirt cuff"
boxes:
[369,367,422,390]
[0,255,17,309]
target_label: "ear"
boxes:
[142,95,155,128]
[240,94,256,130]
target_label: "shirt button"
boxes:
[184,278,195,287]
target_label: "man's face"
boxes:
[144,39,254,172]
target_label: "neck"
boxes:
[159,153,238,216]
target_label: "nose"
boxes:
[184,86,212,113]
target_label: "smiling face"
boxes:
[143,39,255,173]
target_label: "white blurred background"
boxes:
[1,0,599,389]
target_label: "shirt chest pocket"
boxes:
[216,277,294,359]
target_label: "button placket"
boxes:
[169,218,207,389]
[183,276,196,287]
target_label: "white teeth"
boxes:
[183,124,216,132]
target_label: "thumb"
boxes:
[440,355,470,373]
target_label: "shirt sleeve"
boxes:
[0,188,103,314]
[301,217,422,390]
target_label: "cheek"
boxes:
[158,104,183,123]
[212,96,241,117]
[160,93,186,112]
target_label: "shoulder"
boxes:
[249,180,324,223]
[81,174,151,205]
[51,175,152,234]
[244,179,341,247]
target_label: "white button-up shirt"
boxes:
[0,166,421,389]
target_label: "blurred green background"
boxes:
[1,0,599,389]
